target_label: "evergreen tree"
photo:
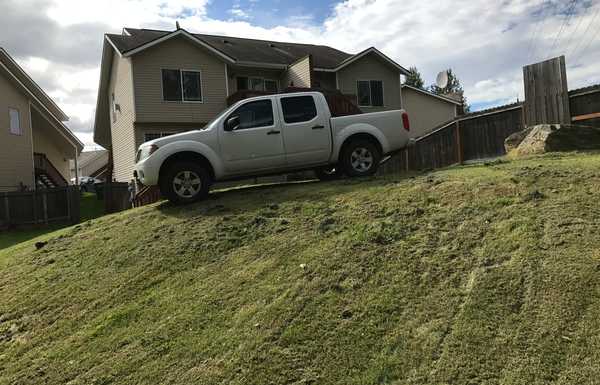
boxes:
[404,66,425,89]
[429,68,470,114]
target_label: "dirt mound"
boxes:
[506,124,600,156]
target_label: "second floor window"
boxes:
[162,69,202,102]
[357,80,384,107]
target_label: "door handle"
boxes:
[312,125,325,130]
[267,130,281,135]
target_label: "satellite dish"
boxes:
[436,70,449,89]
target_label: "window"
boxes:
[144,132,175,142]
[236,77,278,92]
[281,96,317,123]
[9,108,21,135]
[237,76,249,91]
[161,69,202,102]
[265,79,278,92]
[250,78,264,91]
[229,100,273,130]
[357,80,384,107]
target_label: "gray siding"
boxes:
[0,71,34,191]
[313,71,336,90]
[132,37,228,124]
[281,56,311,88]
[109,51,136,182]
[337,53,402,112]
[402,87,457,138]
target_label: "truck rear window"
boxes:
[281,96,317,123]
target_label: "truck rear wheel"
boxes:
[160,161,211,204]
[340,139,381,177]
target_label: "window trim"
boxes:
[8,107,22,136]
[356,79,385,108]
[160,68,204,104]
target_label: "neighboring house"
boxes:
[70,149,109,181]
[401,85,461,138]
[0,48,83,192]
[93,27,455,182]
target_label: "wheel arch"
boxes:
[159,151,216,182]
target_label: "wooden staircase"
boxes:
[34,153,68,189]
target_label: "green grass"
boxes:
[2,152,600,384]
[0,192,104,250]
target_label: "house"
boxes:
[401,85,461,137]
[93,27,457,182]
[70,149,109,181]
[0,48,83,192]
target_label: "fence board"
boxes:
[523,56,570,125]
[0,186,80,228]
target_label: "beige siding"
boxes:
[227,66,283,95]
[134,123,201,149]
[109,51,137,182]
[337,53,401,112]
[32,110,73,182]
[0,71,34,191]
[281,56,311,88]
[402,87,458,138]
[133,37,228,124]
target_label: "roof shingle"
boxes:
[107,28,352,69]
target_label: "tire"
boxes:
[340,139,382,177]
[314,165,342,181]
[160,161,211,204]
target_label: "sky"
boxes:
[1,0,600,149]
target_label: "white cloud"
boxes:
[3,0,600,148]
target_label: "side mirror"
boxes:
[224,115,240,132]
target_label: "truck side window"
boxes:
[281,96,317,124]
[230,100,274,130]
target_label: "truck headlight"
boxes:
[136,144,159,162]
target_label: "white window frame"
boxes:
[356,80,385,108]
[161,68,204,103]
[8,107,21,135]
[144,132,177,142]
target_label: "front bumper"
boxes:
[134,155,161,186]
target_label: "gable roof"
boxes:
[107,27,383,70]
[0,48,83,151]
[0,48,69,121]
[401,84,462,106]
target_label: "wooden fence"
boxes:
[378,105,524,175]
[0,186,80,228]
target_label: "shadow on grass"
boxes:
[154,174,415,220]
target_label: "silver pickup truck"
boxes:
[134,91,411,203]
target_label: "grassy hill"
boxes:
[2,152,600,385]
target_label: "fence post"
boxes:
[405,147,410,172]
[32,190,37,224]
[3,194,9,226]
[42,191,48,224]
[455,121,463,164]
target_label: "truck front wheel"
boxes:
[340,139,381,177]
[160,161,211,204]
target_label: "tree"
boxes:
[404,66,425,89]
[429,68,470,114]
